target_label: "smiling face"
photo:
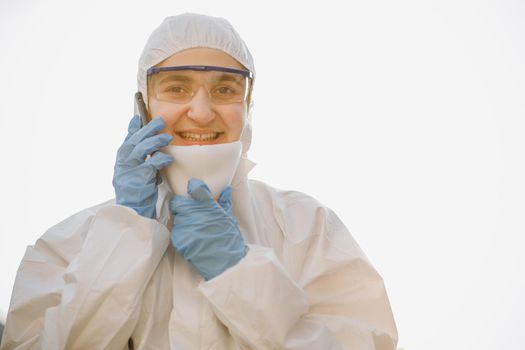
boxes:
[147,48,249,145]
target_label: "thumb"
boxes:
[187,178,214,202]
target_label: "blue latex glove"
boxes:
[113,116,174,219]
[170,178,247,281]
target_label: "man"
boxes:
[1,13,398,349]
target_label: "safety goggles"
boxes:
[147,65,254,105]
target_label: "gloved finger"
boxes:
[145,151,174,170]
[218,186,233,215]
[170,195,198,215]
[124,115,141,142]
[128,116,165,146]
[187,178,214,202]
[129,133,173,161]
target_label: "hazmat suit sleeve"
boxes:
[198,192,398,350]
[0,203,170,350]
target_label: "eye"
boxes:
[214,86,236,94]
[156,83,192,102]
[165,85,189,94]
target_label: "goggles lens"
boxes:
[148,66,251,104]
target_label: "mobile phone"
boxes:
[134,92,149,128]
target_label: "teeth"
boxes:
[179,132,219,141]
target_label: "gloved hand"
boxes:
[170,178,247,281]
[113,115,174,219]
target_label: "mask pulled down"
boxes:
[160,141,242,199]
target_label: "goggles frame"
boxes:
[147,65,254,79]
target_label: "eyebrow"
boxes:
[214,73,241,82]
[157,74,193,85]
[156,72,244,85]
[210,74,245,87]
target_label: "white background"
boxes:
[1,0,524,349]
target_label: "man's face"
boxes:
[147,48,248,146]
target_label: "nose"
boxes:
[186,87,215,125]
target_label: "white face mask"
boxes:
[160,141,242,199]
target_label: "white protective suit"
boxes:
[0,13,398,350]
